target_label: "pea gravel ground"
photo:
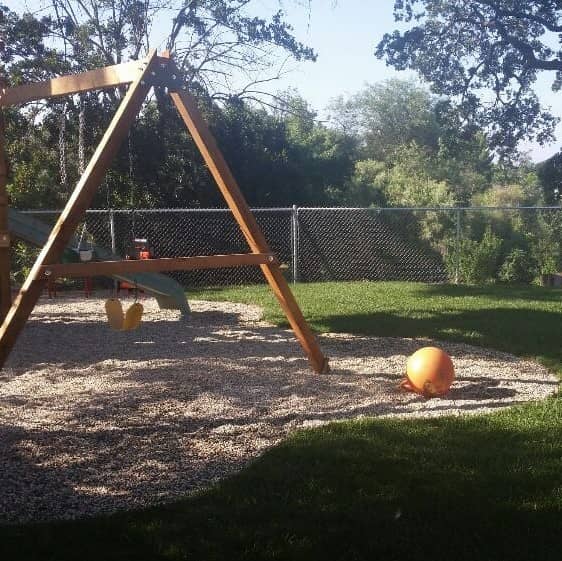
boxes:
[0,295,558,525]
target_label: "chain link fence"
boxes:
[16,206,562,287]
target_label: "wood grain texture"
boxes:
[170,84,329,373]
[40,253,276,278]
[0,60,144,107]
[0,52,157,368]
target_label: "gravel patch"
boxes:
[0,295,558,524]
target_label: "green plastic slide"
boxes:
[8,208,190,314]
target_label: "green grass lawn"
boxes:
[194,281,562,377]
[1,281,561,561]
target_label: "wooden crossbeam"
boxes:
[40,253,277,279]
[0,60,144,107]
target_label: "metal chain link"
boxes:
[18,207,562,287]
[78,95,86,175]
[58,103,67,188]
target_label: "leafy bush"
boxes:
[532,213,562,275]
[10,241,40,285]
[448,227,502,284]
[498,248,538,284]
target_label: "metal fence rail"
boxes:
[19,206,562,286]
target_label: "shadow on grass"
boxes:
[2,401,561,561]
[416,282,562,302]
[314,307,562,372]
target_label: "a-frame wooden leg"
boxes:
[0,54,156,368]
[170,88,329,373]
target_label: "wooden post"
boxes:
[169,84,329,373]
[0,76,10,322]
[0,53,157,368]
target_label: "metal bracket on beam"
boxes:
[142,57,183,91]
[0,232,9,248]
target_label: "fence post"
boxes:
[109,209,118,292]
[291,204,299,284]
[455,208,461,284]
[109,209,116,254]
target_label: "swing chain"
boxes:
[128,130,134,181]
[58,102,68,188]
[77,222,86,250]
[78,95,86,175]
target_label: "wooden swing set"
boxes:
[0,50,329,373]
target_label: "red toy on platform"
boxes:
[119,238,151,293]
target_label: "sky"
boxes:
[253,0,562,162]
[252,1,416,114]
[5,0,562,162]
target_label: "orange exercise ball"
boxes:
[403,347,455,397]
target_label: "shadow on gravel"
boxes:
[0,301,557,526]
[1,402,562,561]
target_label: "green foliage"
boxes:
[346,144,457,209]
[343,159,387,206]
[473,184,535,208]
[532,213,562,275]
[381,143,456,207]
[214,95,357,206]
[352,144,457,246]
[10,241,39,285]
[377,1,560,157]
[499,249,538,284]
[537,151,562,204]
[434,133,493,204]
[449,227,503,284]
[0,5,65,81]
[329,79,441,160]
[329,80,494,207]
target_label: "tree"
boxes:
[213,94,358,206]
[328,79,441,161]
[376,143,456,208]
[0,2,327,209]
[45,1,316,101]
[377,1,561,157]
[329,80,493,204]
[537,152,562,204]
[0,5,65,83]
